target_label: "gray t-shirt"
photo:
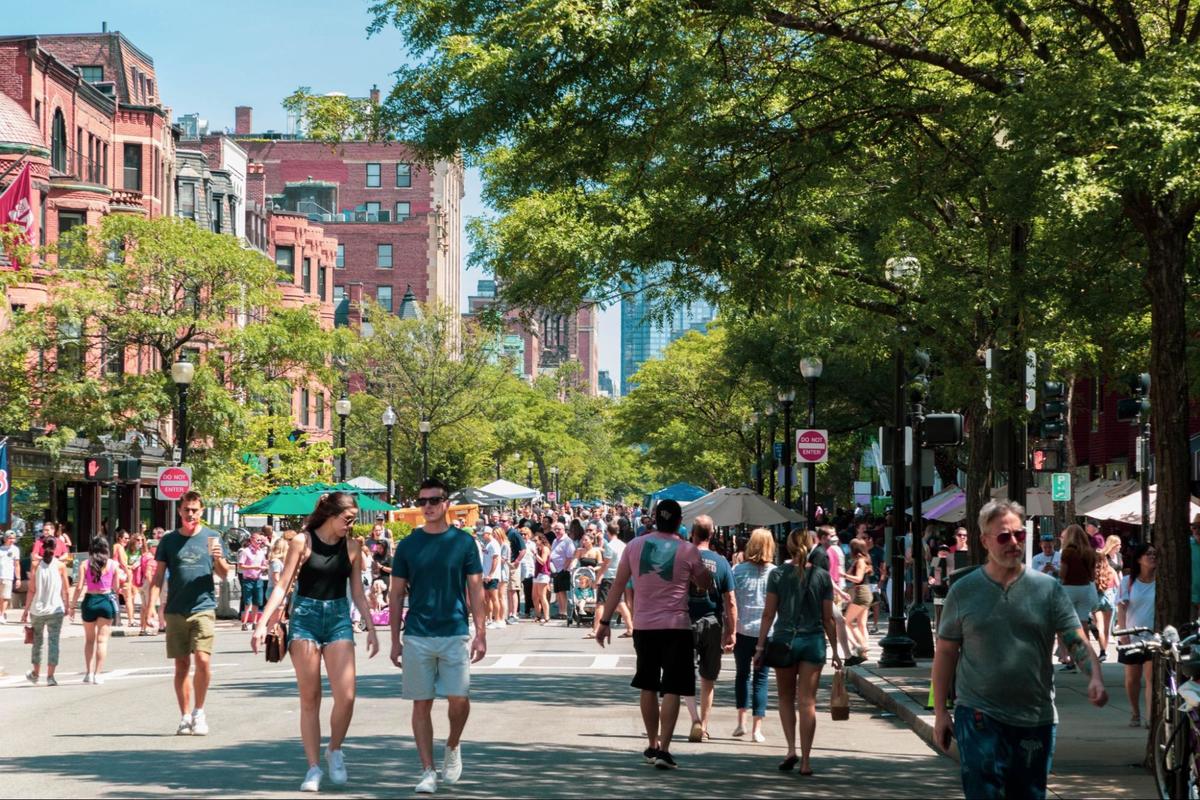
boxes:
[602,538,626,580]
[767,564,832,639]
[156,527,221,615]
[938,566,1080,727]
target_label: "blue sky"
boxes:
[4,0,620,384]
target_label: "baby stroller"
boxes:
[566,566,597,627]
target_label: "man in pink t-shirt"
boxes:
[596,500,712,771]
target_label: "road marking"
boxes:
[0,663,239,688]
[492,654,527,669]
[591,655,621,669]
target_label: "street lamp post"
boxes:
[765,403,777,502]
[908,349,934,658]
[800,357,822,526]
[419,419,431,481]
[527,460,535,491]
[880,254,920,668]
[171,356,195,464]
[335,395,351,482]
[382,405,397,504]
[550,466,559,503]
[750,412,762,495]
[778,389,796,509]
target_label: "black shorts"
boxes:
[692,616,723,681]
[484,579,500,591]
[553,570,571,593]
[632,629,696,697]
[598,578,613,604]
[1118,649,1152,666]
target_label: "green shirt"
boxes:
[767,564,832,639]
[938,566,1079,727]
[156,526,220,616]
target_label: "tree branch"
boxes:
[1108,0,1147,57]
[989,1,1051,62]
[1061,0,1135,60]
[753,5,1011,94]
[1171,0,1191,43]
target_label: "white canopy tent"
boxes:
[990,485,1054,517]
[478,479,541,501]
[1075,479,1140,516]
[1085,484,1200,525]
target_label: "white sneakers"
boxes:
[753,730,766,743]
[176,715,193,736]
[326,748,348,785]
[731,725,746,737]
[93,672,105,686]
[443,746,463,784]
[300,766,323,792]
[190,710,209,736]
[415,769,438,794]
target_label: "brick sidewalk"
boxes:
[847,633,1156,799]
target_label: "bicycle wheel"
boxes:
[1156,715,1181,800]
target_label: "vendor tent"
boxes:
[450,487,512,506]
[478,479,540,501]
[1075,479,1140,516]
[907,486,966,523]
[346,476,387,494]
[1085,484,1200,525]
[647,483,708,504]
[239,482,397,517]
[990,485,1054,517]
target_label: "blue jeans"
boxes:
[288,595,354,648]
[734,633,769,717]
[954,705,1056,800]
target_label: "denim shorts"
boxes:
[779,632,826,666]
[81,593,117,622]
[954,705,1056,800]
[288,594,354,648]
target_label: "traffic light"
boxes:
[1040,381,1066,439]
[84,456,112,481]
[118,458,141,480]
[1117,373,1151,421]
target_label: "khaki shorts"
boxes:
[507,571,521,592]
[0,579,11,600]
[402,635,471,700]
[165,610,216,659]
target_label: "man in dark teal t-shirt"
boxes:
[389,478,485,795]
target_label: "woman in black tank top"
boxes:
[253,492,379,792]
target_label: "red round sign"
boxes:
[158,467,192,501]
[796,429,828,463]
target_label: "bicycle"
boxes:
[1116,622,1200,799]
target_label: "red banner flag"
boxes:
[0,162,34,268]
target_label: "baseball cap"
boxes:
[653,500,682,533]
[1039,534,1054,542]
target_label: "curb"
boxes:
[847,666,958,762]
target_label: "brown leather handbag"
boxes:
[263,541,308,663]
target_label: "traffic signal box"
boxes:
[84,456,113,481]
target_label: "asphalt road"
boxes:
[0,616,960,798]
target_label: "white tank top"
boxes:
[32,560,65,616]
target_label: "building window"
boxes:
[123,143,142,191]
[336,244,344,268]
[366,201,381,221]
[79,65,104,83]
[395,201,411,221]
[300,388,311,427]
[76,126,83,176]
[103,143,108,184]
[365,162,381,187]
[33,99,41,130]
[376,244,392,268]
[275,246,294,280]
[316,393,326,430]
[302,258,312,294]
[210,195,222,232]
[56,321,84,377]
[51,109,66,172]
[333,285,348,327]
[58,211,86,236]
[377,285,393,313]
[1091,375,1102,433]
[318,266,327,301]
[104,338,125,377]
[396,163,411,188]
[178,182,196,219]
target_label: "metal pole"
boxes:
[782,400,793,509]
[421,429,429,481]
[338,415,347,483]
[768,416,777,503]
[266,426,275,528]
[385,424,394,504]
[1141,417,1151,543]
[880,342,916,667]
[496,456,501,481]
[807,379,817,526]
[909,391,933,657]
[177,385,189,464]
[754,422,763,496]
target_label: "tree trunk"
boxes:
[964,400,993,565]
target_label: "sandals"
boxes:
[1129,715,1142,728]
[618,631,634,638]
[778,755,799,772]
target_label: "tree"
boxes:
[1,215,337,500]
[331,0,1200,632]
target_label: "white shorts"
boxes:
[533,574,551,585]
[0,579,11,600]
[402,635,471,700]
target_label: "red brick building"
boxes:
[235,108,463,323]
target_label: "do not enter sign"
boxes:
[156,466,193,501]
[795,429,829,464]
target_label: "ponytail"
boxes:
[786,529,812,579]
[88,535,110,584]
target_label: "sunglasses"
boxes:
[415,496,446,507]
[992,530,1026,545]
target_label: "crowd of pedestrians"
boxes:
[2,484,1163,798]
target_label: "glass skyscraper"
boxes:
[620,279,717,397]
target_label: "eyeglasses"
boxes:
[991,530,1026,545]
[415,496,446,507]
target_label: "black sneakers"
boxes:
[654,752,678,770]
[643,747,659,765]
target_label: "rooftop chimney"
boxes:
[102,21,108,32]
[370,85,380,105]
[235,106,253,136]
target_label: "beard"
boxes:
[989,550,1024,569]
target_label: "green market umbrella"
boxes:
[239,483,397,517]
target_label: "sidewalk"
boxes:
[847,635,1156,799]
